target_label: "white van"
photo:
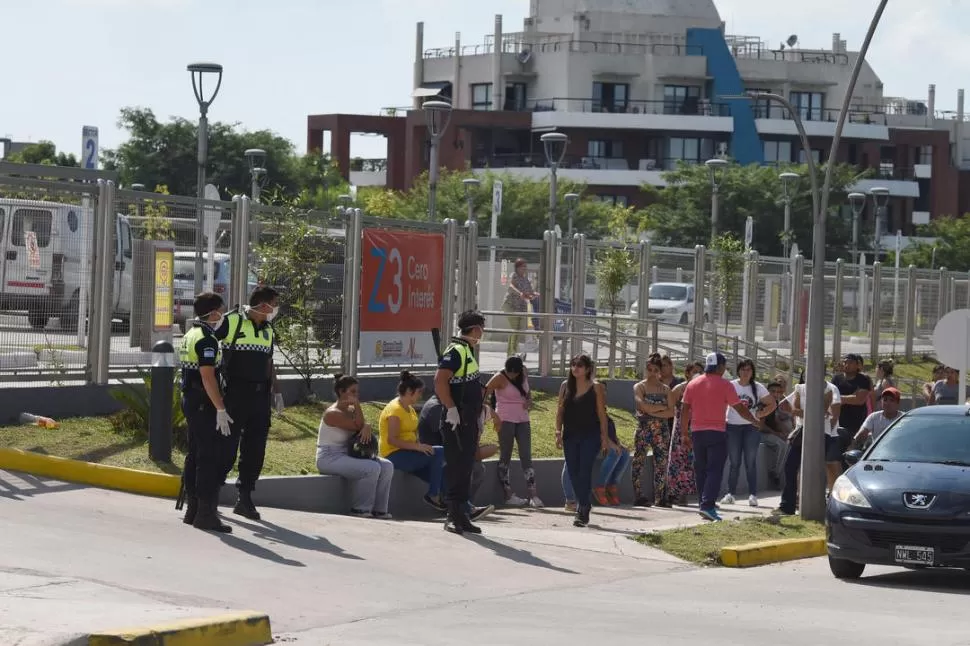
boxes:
[0,199,133,330]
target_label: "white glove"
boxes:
[445,407,461,429]
[273,392,285,414]
[216,409,233,437]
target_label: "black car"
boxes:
[826,405,970,579]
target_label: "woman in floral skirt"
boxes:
[632,354,674,507]
[667,360,704,505]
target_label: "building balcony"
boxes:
[751,104,890,140]
[470,153,692,187]
[528,97,733,133]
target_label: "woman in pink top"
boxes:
[485,356,543,507]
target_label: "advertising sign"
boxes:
[24,231,41,270]
[153,248,174,331]
[359,229,445,364]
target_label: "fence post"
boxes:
[463,219,479,312]
[235,196,251,307]
[636,240,652,367]
[86,180,107,384]
[149,340,175,463]
[455,229,467,315]
[938,267,948,320]
[790,254,804,369]
[741,250,759,343]
[949,275,957,316]
[570,234,587,360]
[870,261,882,363]
[441,219,459,352]
[345,208,363,375]
[857,258,868,334]
[832,259,844,366]
[539,230,555,376]
[904,265,917,361]
[689,245,706,360]
[94,180,117,385]
[340,210,356,374]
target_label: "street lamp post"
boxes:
[564,193,579,298]
[187,62,223,296]
[423,100,453,221]
[779,172,800,338]
[245,148,267,203]
[462,178,480,222]
[705,158,728,243]
[779,172,799,261]
[541,132,569,232]
[869,186,891,260]
[848,192,867,265]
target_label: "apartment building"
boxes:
[307,0,970,238]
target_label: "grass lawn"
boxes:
[635,516,824,566]
[0,392,639,476]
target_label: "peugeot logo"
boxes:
[903,492,937,509]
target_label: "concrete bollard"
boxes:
[149,340,175,463]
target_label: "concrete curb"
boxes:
[0,448,179,499]
[86,611,272,646]
[720,537,826,568]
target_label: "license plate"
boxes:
[893,544,935,565]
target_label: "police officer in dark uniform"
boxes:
[215,285,285,520]
[434,310,486,535]
[178,291,235,533]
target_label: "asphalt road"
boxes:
[2,470,968,645]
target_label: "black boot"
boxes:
[193,497,232,533]
[574,505,590,527]
[233,489,261,521]
[182,496,198,525]
[457,509,482,535]
[444,504,465,535]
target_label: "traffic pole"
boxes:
[149,340,175,463]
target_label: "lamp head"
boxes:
[870,187,891,208]
[705,158,728,188]
[779,172,799,198]
[541,132,569,167]
[245,148,267,172]
[462,177,481,196]
[847,191,867,214]
[187,62,223,109]
[564,192,580,206]
[423,100,453,138]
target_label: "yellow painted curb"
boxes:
[720,537,826,568]
[0,448,180,499]
[88,611,272,646]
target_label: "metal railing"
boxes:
[528,97,731,117]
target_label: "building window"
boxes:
[471,83,492,111]
[663,85,701,115]
[797,148,823,164]
[746,88,776,118]
[763,140,793,164]
[587,140,623,159]
[592,82,629,113]
[595,195,629,207]
[790,92,824,121]
[667,137,716,167]
[504,83,527,111]
[918,145,933,165]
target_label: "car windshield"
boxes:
[867,414,970,464]
[649,285,687,301]
[174,259,222,282]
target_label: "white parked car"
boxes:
[629,282,711,325]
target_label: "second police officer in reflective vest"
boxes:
[434,310,487,535]
[178,291,235,533]
[215,285,285,520]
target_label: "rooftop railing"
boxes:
[528,97,731,117]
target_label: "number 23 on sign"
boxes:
[360,230,443,330]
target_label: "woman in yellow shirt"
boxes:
[379,371,446,512]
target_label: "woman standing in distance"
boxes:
[502,259,536,357]
[555,354,610,528]
[632,354,675,507]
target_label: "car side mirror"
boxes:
[843,450,863,466]
[687,296,694,303]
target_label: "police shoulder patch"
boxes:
[202,348,216,359]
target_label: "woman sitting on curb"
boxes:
[379,371,447,513]
[486,356,543,508]
[316,374,394,519]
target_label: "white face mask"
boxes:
[208,314,225,330]
[266,306,279,322]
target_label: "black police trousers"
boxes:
[442,417,480,506]
[225,383,272,493]
[182,392,239,500]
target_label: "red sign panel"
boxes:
[359,229,445,333]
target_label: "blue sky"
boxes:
[3,0,965,162]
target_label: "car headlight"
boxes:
[664,307,679,313]
[831,475,871,508]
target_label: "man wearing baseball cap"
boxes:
[681,352,760,522]
[853,386,903,449]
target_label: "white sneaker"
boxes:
[529,496,545,509]
[748,495,759,508]
[506,494,528,506]
[720,493,736,505]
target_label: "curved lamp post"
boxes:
[705,158,728,243]
[187,62,224,294]
[541,132,569,231]
[423,100,453,221]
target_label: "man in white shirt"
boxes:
[853,387,903,449]
[774,376,841,516]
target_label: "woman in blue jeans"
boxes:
[555,354,610,528]
[721,359,775,508]
[562,416,630,509]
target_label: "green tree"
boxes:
[6,141,78,167]
[102,107,346,202]
[596,214,640,376]
[643,162,865,258]
[898,214,970,271]
[709,233,746,333]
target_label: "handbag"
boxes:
[348,431,379,460]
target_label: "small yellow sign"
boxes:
[154,248,174,330]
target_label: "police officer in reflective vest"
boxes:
[215,285,285,520]
[434,310,487,535]
[178,291,235,533]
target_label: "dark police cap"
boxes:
[457,310,486,330]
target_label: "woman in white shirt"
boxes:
[721,359,776,508]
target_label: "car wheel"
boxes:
[27,307,49,331]
[679,312,689,325]
[59,292,80,330]
[828,556,865,580]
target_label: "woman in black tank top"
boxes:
[556,354,610,528]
